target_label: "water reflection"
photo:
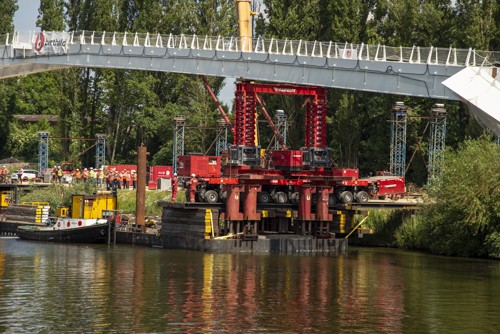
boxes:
[0,239,498,333]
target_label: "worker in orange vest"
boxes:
[0,165,8,183]
[188,173,198,203]
[171,173,178,202]
[131,170,137,190]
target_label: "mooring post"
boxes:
[136,146,147,232]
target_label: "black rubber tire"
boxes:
[378,195,387,200]
[289,192,300,204]
[328,195,336,207]
[273,191,288,204]
[356,191,369,203]
[257,191,271,203]
[204,190,219,203]
[340,191,354,204]
[312,194,318,205]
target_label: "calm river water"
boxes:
[0,238,498,333]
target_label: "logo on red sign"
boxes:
[34,32,45,52]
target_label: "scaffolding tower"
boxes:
[173,115,187,174]
[428,104,447,180]
[274,109,287,150]
[38,131,49,174]
[95,134,106,169]
[215,118,228,156]
[389,102,408,176]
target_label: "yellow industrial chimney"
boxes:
[237,0,254,51]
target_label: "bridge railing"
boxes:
[2,30,500,68]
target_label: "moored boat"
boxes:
[17,191,118,244]
[17,218,110,243]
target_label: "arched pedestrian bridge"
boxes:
[1,30,499,135]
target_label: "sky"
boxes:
[14,0,39,31]
[13,0,236,109]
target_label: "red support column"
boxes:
[304,88,328,149]
[243,184,261,221]
[297,186,315,221]
[224,185,243,221]
[315,187,333,221]
[234,88,246,146]
[234,83,257,147]
[313,90,327,148]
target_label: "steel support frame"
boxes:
[428,104,447,180]
[215,119,228,156]
[390,103,408,176]
[173,115,187,174]
[95,134,106,169]
[274,110,287,150]
[38,131,49,174]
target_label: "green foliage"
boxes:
[0,0,18,34]
[38,0,65,31]
[396,138,500,258]
[363,209,408,246]
[19,184,170,217]
[19,183,97,214]
[116,189,170,217]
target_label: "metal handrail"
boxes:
[1,30,500,67]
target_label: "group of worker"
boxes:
[104,168,137,190]
[52,166,104,185]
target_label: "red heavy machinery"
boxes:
[179,81,405,203]
[177,80,405,237]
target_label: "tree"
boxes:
[0,0,17,158]
[453,0,497,50]
[396,138,500,258]
[38,0,65,31]
[0,0,18,34]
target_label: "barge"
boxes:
[155,201,364,253]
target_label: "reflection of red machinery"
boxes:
[181,80,406,238]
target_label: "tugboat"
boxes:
[17,191,118,244]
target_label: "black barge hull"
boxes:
[158,202,349,254]
[17,224,110,243]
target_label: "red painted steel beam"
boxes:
[200,75,235,135]
[238,82,325,97]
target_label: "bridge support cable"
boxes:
[38,131,49,175]
[428,104,447,181]
[389,102,408,177]
[173,115,187,174]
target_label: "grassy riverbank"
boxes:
[18,183,175,217]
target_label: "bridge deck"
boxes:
[1,30,498,100]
